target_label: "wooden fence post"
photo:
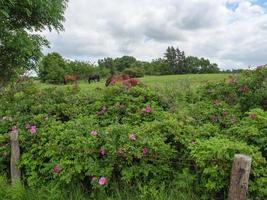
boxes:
[10,128,21,185]
[228,154,252,200]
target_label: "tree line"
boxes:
[38,46,220,84]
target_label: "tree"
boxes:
[68,60,94,79]
[114,56,137,72]
[38,53,68,84]
[164,46,186,74]
[98,57,115,75]
[0,0,68,87]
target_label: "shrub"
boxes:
[123,67,145,78]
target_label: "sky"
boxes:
[42,0,267,69]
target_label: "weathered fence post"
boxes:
[10,128,21,185]
[228,154,252,200]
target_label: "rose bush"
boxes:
[0,67,266,199]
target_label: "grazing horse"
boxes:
[88,74,100,84]
[105,74,139,88]
[64,75,78,85]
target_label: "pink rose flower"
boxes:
[90,130,97,137]
[250,113,257,120]
[11,126,17,133]
[53,164,60,173]
[98,177,107,185]
[143,147,149,155]
[223,112,228,117]
[30,126,36,135]
[129,134,136,141]
[145,106,152,113]
[100,148,106,156]
[239,85,249,93]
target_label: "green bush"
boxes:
[123,67,145,78]
[0,67,266,199]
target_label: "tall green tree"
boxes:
[38,52,68,84]
[0,0,68,87]
[164,46,186,74]
[114,56,137,72]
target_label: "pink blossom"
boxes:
[145,106,152,113]
[98,177,107,185]
[53,164,60,173]
[223,112,229,117]
[90,130,97,137]
[30,126,36,135]
[143,147,149,155]
[250,113,257,120]
[100,148,106,156]
[228,76,236,84]
[239,85,249,93]
[129,134,136,141]
[11,126,17,133]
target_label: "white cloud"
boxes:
[43,0,267,69]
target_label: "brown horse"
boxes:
[105,74,139,88]
[64,75,78,85]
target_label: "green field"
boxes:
[38,73,231,91]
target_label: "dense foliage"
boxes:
[38,53,97,84]
[0,0,68,87]
[98,46,220,77]
[0,67,266,199]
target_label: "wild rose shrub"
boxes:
[203,66,267,112]
[0,67,266,199]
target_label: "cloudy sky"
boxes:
[42,0,267,69]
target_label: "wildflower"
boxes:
[129,134,136,141]
[250,113,257,120]
[11,126,17,133]
[145,106,152,113]
[143,147,149,155]
[30,126,36,135]
[44,116,49,121]
[191,141,197,145]
[98,177,107,185]
[223,111,228,117]
[90,130,97,137]
[53,164,60,173]
[228,76,236,84]
[25,123,31,129]
[100,148,106,156]
[239,85,249,93]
